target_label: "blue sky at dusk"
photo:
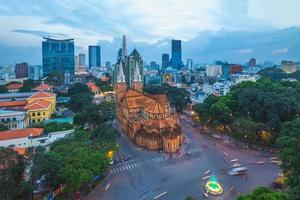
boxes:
[0,0,300,64]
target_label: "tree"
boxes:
[0,122,8,131]
[31,130,111,195]
[32,122,74,133]
[95,79,113,92]
[68,83,92,96]
[0,85,8,93]
[210,101,233,129]
[73,101,115,127]
[143,84,167,95]
[277,118,300,199]
[165,86,190,113]
[0,147,32,200]
[19,79,40,92]
[69,93,93,112]
[237,187,290,200]
[45,71,64,86]
[258,67,287,81]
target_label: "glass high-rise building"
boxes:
[171,39,182,69]
[29,65,43,80]
[162,53,169,71]
[78,53,85,66]
[88,45,101,68]
[42,38,75,76]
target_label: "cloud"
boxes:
[2,0,300,48]
[237,49,253,54]
[13,29,69,38]
[272,48,289,55]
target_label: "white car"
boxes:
[228,167,248,175]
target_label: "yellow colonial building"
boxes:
[25,92,56,124]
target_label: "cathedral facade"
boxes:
[115,62,183,154]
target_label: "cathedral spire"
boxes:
[133,61,142,82]
[117,61,125,83]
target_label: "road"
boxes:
[86,116,280,200]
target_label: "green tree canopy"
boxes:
[277,118,300,199]
[95,79,113,92]
[0,85,8,93]
[31,130,111,194]
[0,147,32,200]
[45,71,64,86]
[237,187,290,200]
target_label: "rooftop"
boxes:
[24,99,51,110]
[29,92,55,99]
[6,83,23,90]
[33,84,52,91]
[0,128,44,141]
[0,100,27,108]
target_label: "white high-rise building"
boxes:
[206,65,222,77]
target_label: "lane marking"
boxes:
[105,183,111,191]
[153,191,168,199]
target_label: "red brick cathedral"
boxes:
[115,62,183,154]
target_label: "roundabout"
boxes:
[204,175,223,195]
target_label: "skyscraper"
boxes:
[29,65,43,80]
[186,59,193,70]
[105,61,111,69]
[79,53,85,66]
[162,53,169,71]
[88,46,101,68]
[42,37,75,76]
[15,62,28,79]
[171,39,182,69]
[122,35,127,57]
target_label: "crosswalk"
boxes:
[110,157,166,174]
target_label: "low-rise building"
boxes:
[231,73,260,85]
[0,128,74,148]
[212,81,231,96]
[0,128,44,148]
[33,83,53,92]
[6,83,23,92]
[0,109,28,129]
[25,92,56,124]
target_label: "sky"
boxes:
[0,0,300,65]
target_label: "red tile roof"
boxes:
[34,84,53,91]
[29,92,55,99]
[87,82,100,92]
[0,128,43,141]
[0,100,27,108]
[24,99,51,110]
[6,83,23,90]
[101,76,110,82]
[13,147,27,155]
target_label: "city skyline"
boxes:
[0,1,300,65]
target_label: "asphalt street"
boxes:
[86,117,280,200]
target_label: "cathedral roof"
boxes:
[125,88,169,114]
[144,99,167,114]
[144,119,172,129]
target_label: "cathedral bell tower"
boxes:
[115,61,126,105]
[133,62,143,92]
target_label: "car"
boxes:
[232,162,241,167]
[228,167,248,176]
